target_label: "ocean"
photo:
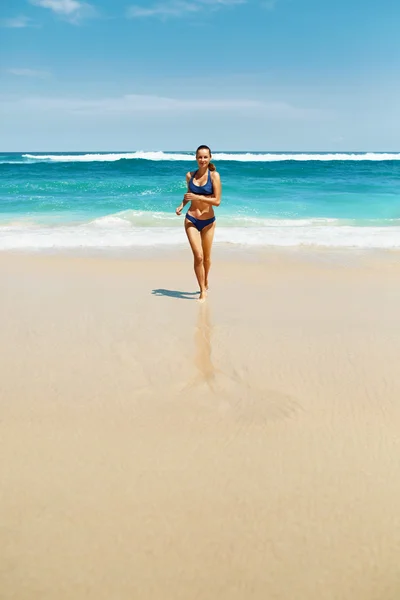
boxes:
[1,151,400,250]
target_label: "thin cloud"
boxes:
[262,0,277,10]
[0,93,325,120]
[1,16,35,28]
[7,68,51,78]
[127,0,245,19]
[29,0,96,23]
[128,2,197,18]
[19,94,263,113]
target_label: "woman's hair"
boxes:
[196,145,216,171]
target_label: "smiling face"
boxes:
[196,148,211,169]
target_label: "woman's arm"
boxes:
[183,172,222,207]
[175,172,192,215]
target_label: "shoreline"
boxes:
[2,242,400,261]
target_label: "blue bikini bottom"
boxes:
[186,214,216,232]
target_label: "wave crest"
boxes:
[1,213,400,250]
[21,151,400,163]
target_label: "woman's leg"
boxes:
[201,222,216,290]
[185,220,207,300]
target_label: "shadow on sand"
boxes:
[152,289,199,300]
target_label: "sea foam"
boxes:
[21,151,400,163]
[1,218,400,250]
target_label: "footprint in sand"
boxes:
[178,303,301,425]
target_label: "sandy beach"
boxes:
[1,248,400,600]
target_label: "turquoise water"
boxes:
[1,151,400,249]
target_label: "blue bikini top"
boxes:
[189,169,213,195]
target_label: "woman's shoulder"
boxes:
[186,171,194,180]
[210,170,220,179]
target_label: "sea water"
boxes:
[1,151,400,250]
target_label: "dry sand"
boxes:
[1,248,400,600]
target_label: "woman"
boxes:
[175,145,221,303]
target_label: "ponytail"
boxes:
[196,144,216,172]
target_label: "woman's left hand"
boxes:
[184,192,196,202]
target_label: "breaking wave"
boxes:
[21,151,400,163]
[1,212,400,250]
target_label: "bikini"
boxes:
[186,170,216,232]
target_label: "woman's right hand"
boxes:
[175,205,183,216]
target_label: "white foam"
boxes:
[87,210,339,229]
[1,221,400,250]
[21,151,400,163]
[89,210,181,228]
[0,160,27,164]
[89,215,132,228]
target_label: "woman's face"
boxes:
[196,149,211,168]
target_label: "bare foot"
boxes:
[198,290,207,303]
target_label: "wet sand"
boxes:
[1,249,400,600]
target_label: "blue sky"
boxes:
[1,0,399,150]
